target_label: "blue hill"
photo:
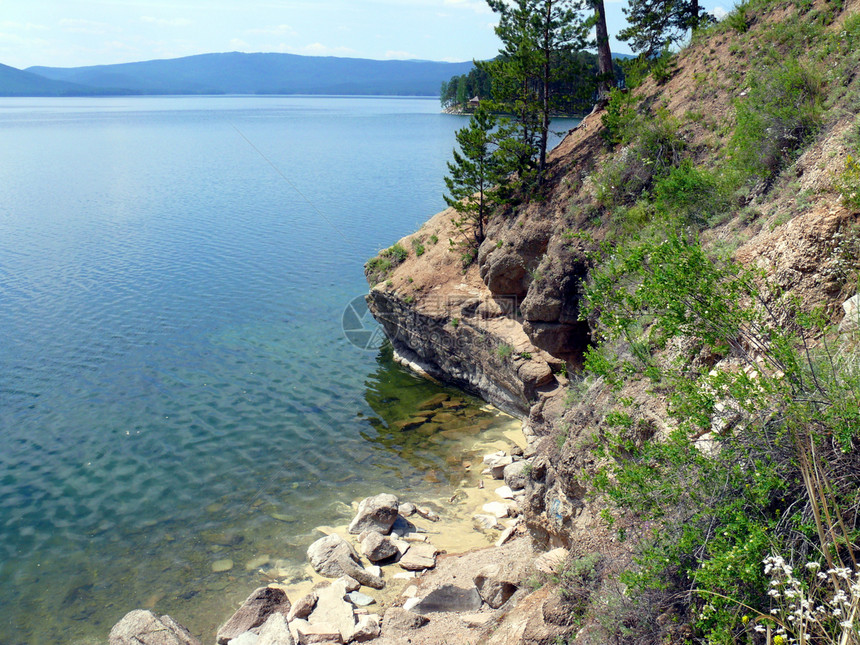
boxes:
[26,52,475,96]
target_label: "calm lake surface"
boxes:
[0,96,578,644]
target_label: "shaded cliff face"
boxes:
[367,0,860,555]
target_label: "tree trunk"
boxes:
[593,0,614,100]
[538,0,552,186]
[690,0,700,29]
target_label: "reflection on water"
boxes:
[7,345,516,645]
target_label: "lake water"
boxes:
[0,96,578,644]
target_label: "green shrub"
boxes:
[386,243,409,262]
[725,3,749,32]
[730,61,823,188]
[596,110,685,210]
[496,343,513,359]
[834,154,860,211]
[653,160,729,226]
[601,88,637,147]
[584,232,860,643]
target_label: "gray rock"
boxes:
[490,456,514,479]
[412,584,483,614]
[399,502,417,517]
[840,293,859,334]
[414,505,440,522]
[228,633,259,645]
[287,593,318,622]
[361,531,399,562]
[109,610,201,645]
[257,613,295,645]
[389,514,417,537]
[294,621,342,645]
[472,514,502,531]
[347,591,377,607]
[397,542,437,571]
[352,614,381,642]
[348,494,399,535]
[338,575,360,592]
[383,607,429,631]
[307,534,361,578]
[337,554,385,589]
[503,460,529,490]
[474,564,518,609]
[216,587,291,645]
[308,578,355,643]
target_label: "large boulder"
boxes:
[257,613,295,645]
[397,542,438,571]
[216,587,291,645]
[109,610,201,645]
[503,460,530,491]
[308,578,356,643]
[348,494,399,535]
[361,531,399,562]
[307,534,361,578]
[474,563,519,609]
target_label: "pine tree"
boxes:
[482,0,588,188]
[618,0,712,58]
[443,108,509,255]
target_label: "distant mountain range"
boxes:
[0,52,474,97]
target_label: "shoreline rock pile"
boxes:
[109,443,540,645]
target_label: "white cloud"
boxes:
[385,50,416,59]
[297,42,355,56]
[59,19,116,35]
[713,6,729,19]
[140,17,193,28]
[443,0,493,13]
[0,21,48,31]
[245,24,296,36]
[230,38,252,50]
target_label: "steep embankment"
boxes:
[368,0,860,641]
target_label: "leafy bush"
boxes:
[584,232,860,643]
[834,154,860,212]
[730,61,823,188]
[596,110,685,210]
[601,88,637,147]
[365,243,409,285]
[653,160,729,226]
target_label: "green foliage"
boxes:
[834,154,860,212]
[730,61,823,188]
[653,160,729,225]
[725,3,749,32]
[595,109,685,210]
[444,107,510,250]
[430,234,439,245]
[388,243,408,262]
[600,88,637,147]
[496,343,514,359]
[584,232,860,643]
[365,243,408,285]
[411,238,426,257]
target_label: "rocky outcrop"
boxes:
[109,610,201,645]
[216,587,292,645]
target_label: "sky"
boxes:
[0,0,734,70]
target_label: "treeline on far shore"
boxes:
[439,51,626,116]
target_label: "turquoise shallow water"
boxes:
[0,96,578,644]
